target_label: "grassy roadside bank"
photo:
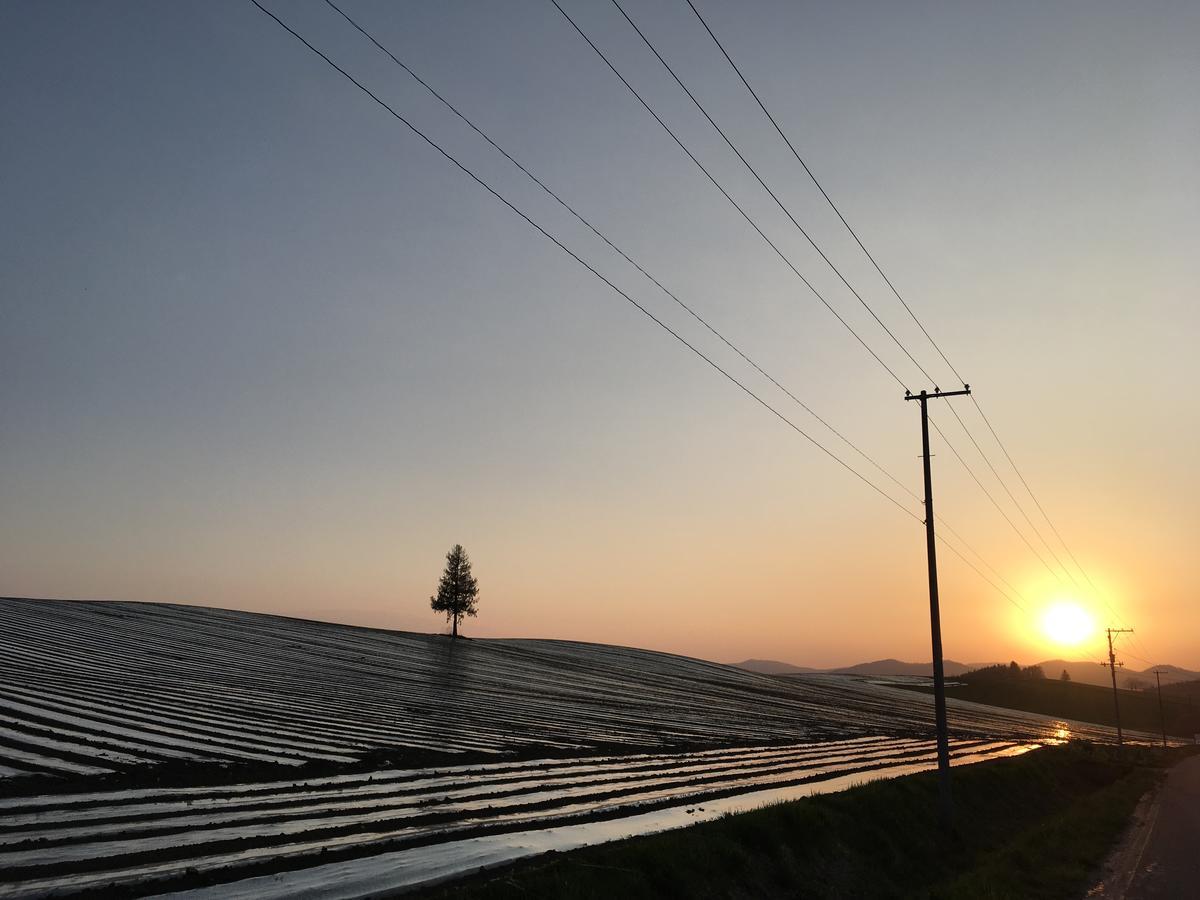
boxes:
[417,743,1193,900]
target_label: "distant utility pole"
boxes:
[1101,627,1134,746]
[1152,669,1168,749]
[905,385,970,828]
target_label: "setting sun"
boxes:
[1040,602,1096,648]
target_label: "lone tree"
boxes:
[430,544,479,638]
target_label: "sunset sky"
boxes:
[3,0,1196,669]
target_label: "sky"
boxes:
[2,0,1197,669]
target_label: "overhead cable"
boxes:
[247,0,922,525]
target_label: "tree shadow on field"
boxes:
[431,635,473,746]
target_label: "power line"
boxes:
[256,0,1053,627]
[604,0,1099,607]
[681,0,1142,639]
[246,0,923,527]
[325,0,1040,619]
[932,409,1163,687]
[937,533,1026,612]
[928,415,1064,584]
[682,0,966,387]
[935,514,1029,607]
[558,0,1082,609]
[321,0,921,508]
[969,395,1155,663]
[968,391,1141,632]
[556,0,1094,614]
[606,0,936,387]
[943,401,1080,588]
[615,0,1124,623]
[318,0,1054,626]
[957,402,1155,664]
[546,0,911,391]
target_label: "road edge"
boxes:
[1087,772,1165,898]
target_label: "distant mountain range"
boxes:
[734,658,993,678]
[1035,660,1200,689]
[734,657,1200,688]
[734,659,820,675]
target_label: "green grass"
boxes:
[416,743,1190,900]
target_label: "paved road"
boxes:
[1122,753,1200,899]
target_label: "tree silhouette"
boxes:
[430,544,479,638]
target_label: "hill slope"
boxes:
[0,598,1157,899]
[0,598,1133,781]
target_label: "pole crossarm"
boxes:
[905,386,972,401]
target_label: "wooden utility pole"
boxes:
[1152,669,1168,748]
[905,385,970,828]
[1101,627,1133,746]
